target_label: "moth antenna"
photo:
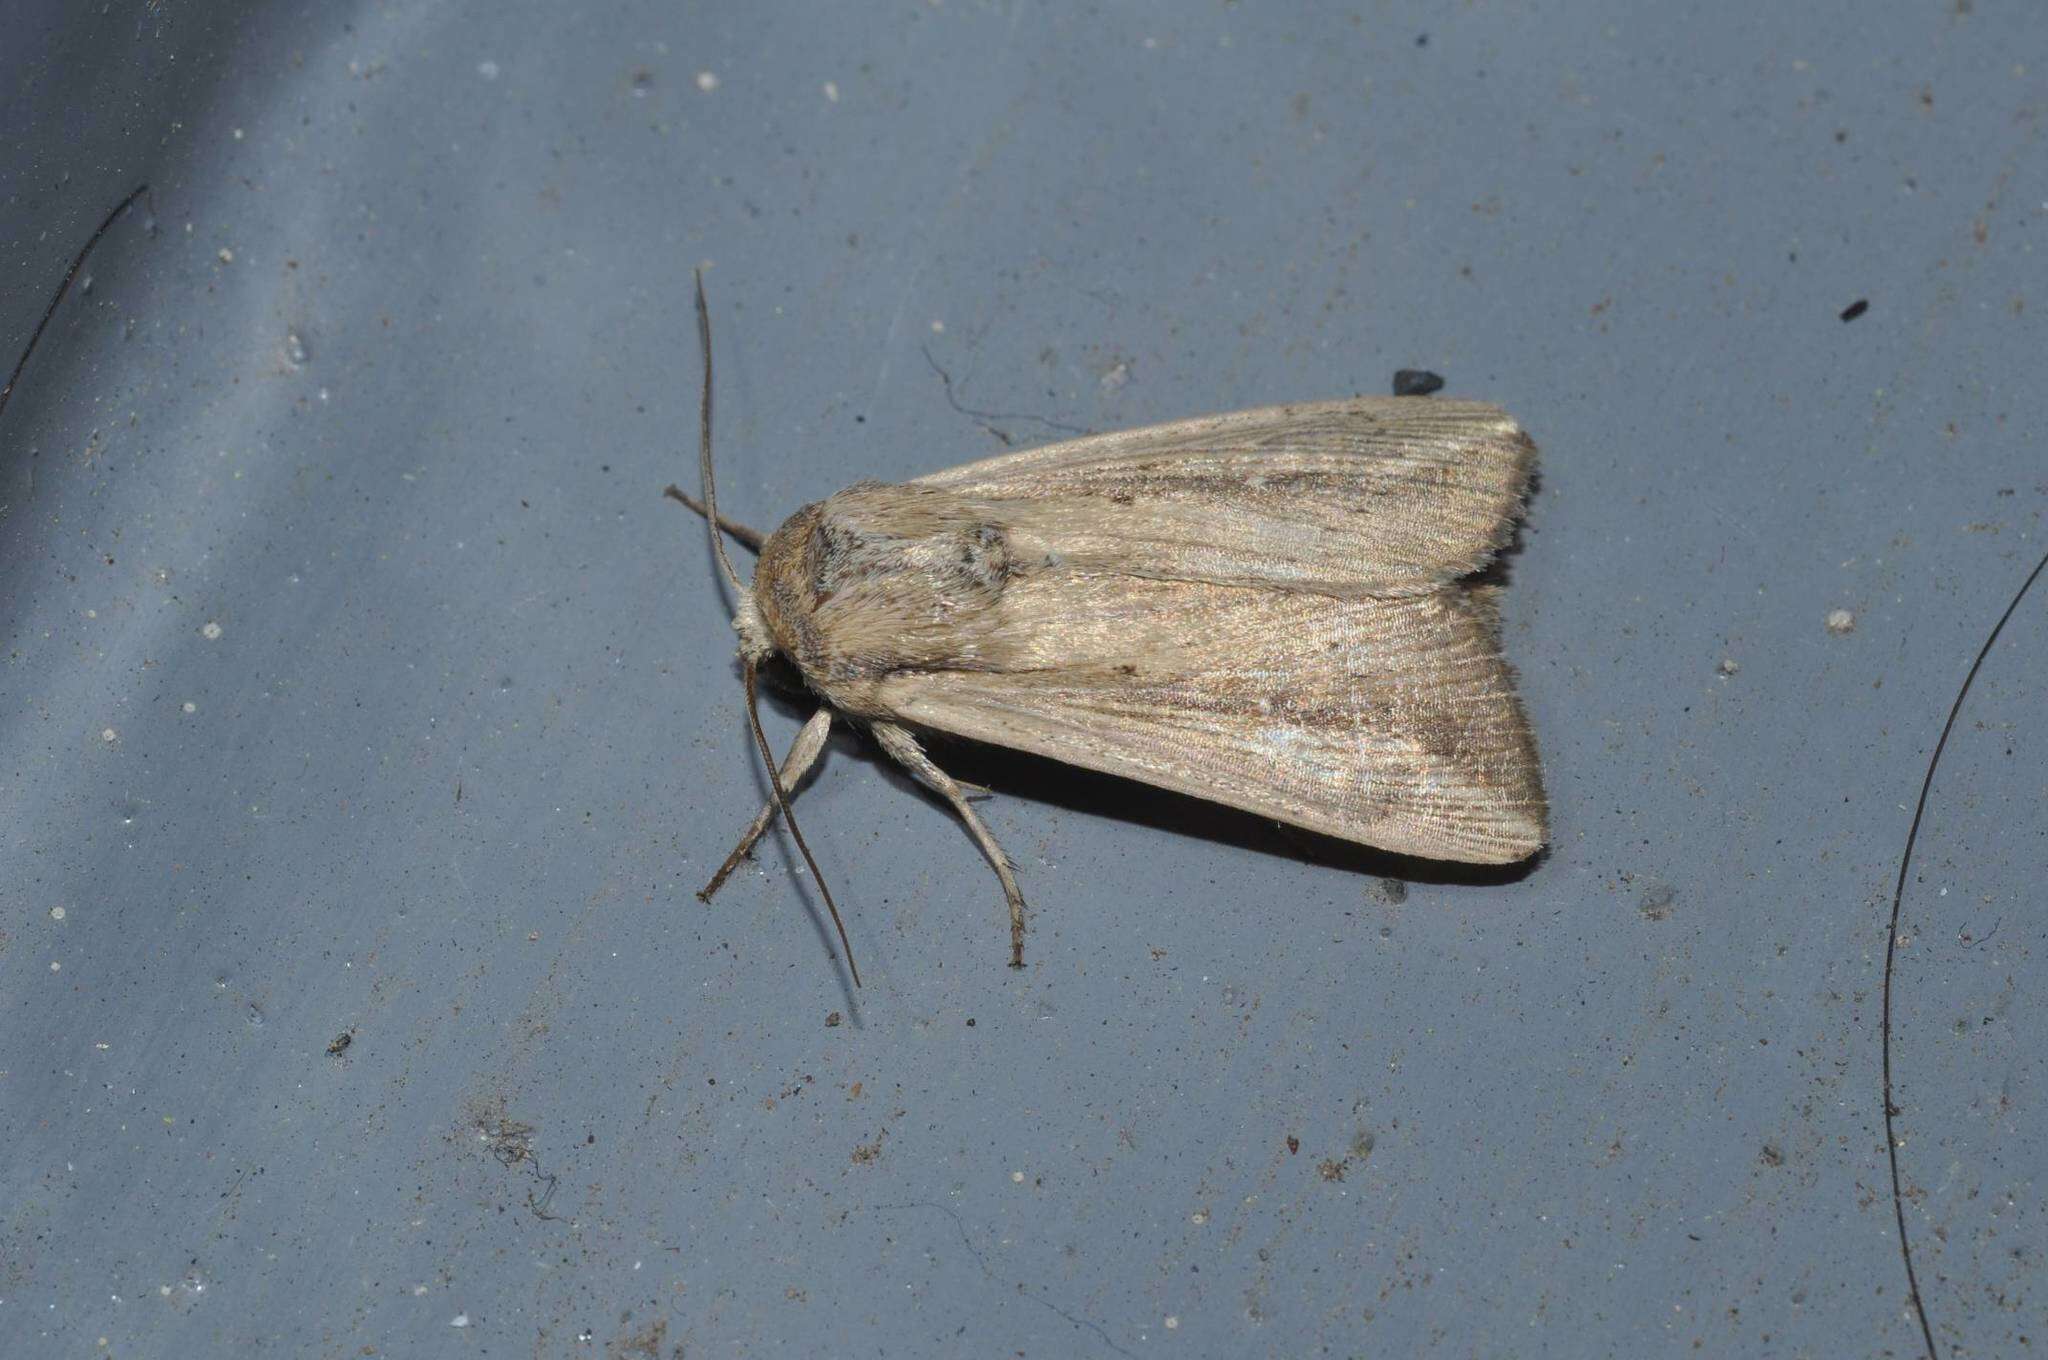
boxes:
[693,269,748,599]
[745,662,861,989]
[662,483,766,552]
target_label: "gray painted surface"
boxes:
[3,2,2041,1356]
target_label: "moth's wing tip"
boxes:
[1470,821,1548,865]
[1431,802,1546,865]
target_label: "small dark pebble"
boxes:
[965,1017,976,1027]
[1286,1135,1300,1155]
[1839,298,1869,322]
[825,1011,843,1028]
[326,1031,352,1056]
[1392,369,1445,397]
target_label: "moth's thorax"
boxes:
[751,483,1024,714]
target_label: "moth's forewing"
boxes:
[911,398,1534,596]
[872,577,1544,863]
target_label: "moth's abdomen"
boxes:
[752,484,1023,711]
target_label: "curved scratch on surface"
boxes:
[872,1200,1135,1358]
[1882,544,2048,1360]
[0,183,152,428]
[921,344,1088,443]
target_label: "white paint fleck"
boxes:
[217,247,233,264]
[450,1312,470,1327]
[50,906,65,921]
[201,621,223,640]
[477,60,500,80]
[1825,608,1856,635]
[1165,1315,1180,1329]
[182,701,198,714]
[695,70,720,92]
[822,80,840,102]
[1010,1170,1024,1183]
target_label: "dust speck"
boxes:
[1717,657,1740,676]
[216,247,234,264]
[100,727,119,744]
[477,60,500,80]
[695,70,720,92]
[1638,881,1678,922]
[1825,608,1856,635]
[49,906,66,921]
[822,80,840,102]
[201,621,224,640]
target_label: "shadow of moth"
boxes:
[675,274,1545,985]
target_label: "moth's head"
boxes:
[745,501,825,667]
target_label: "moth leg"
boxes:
[870,721,1028,969]
[700,707,833,902]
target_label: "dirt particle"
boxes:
[1638,881,1678,922]
[1825,608,1856,635]
[607,1317,669,1359]
[825,1011,842,1028]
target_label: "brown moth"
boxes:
[675,274,1545,985]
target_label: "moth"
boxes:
[675,275,1545,985]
